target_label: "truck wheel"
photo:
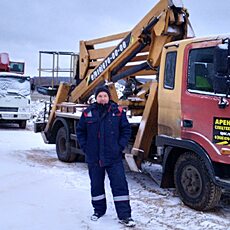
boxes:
[19,120,26,129]
[56,127,77,162]
[174,152,222,211]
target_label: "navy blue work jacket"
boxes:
[76,101,131,166]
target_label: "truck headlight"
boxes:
[18,107,30,113]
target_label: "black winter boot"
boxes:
[91,212,103,221]
[119,217,136,227]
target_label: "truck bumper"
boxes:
[0,112,30,120]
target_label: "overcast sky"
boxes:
[1,0,230,77]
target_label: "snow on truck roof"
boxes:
[0,72,30,78]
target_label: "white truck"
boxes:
[0,53,31,128]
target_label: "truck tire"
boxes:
[19,120,26,129]
[56,127,77,162]
[174,152,222,211]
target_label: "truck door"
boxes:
[181,41,230,163]
[158,46,182,138]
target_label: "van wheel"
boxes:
[19,120,26,129]
[174,152,222,211]
[56,127,77,162]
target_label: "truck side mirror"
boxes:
[213,74,228,94]
[214,44,228,75]
[213,43,230,94]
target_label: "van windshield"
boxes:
[0,76,30,96]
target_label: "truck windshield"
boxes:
[0,76,30,96]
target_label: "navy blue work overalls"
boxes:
[76,101,131,219]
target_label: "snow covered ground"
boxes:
[0,100,230,230]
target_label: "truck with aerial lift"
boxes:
[0,52,31,128]
[34,0,230,211]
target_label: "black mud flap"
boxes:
[34,121,46,133]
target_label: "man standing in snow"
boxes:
[76,86,136,227]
